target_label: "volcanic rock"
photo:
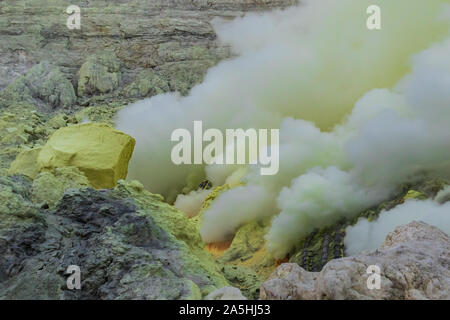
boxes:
[0,179,229,299]
[261,221,450,300]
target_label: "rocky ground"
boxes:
[0,0,449,300]
[260,221,450,300]
[0,179,229,299]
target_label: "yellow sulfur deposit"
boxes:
[8,147,42,179]
[37,123,135,189]
[403,190,428,201]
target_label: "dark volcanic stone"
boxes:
[0,181,227,299]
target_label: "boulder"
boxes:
[0,175,36,229]
[37,123,135,189]
[78,51,121,96]
[260,263,318,300]
[261,221,450,300]
[381,220,449,249]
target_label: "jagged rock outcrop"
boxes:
[0,179,229,299]
[78,51,122,97]
[0,175,36,230]
[260,221,450,300]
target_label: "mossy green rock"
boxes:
[220,265,261,299]
[115,180,229,296]
[31,166,90,207]
[219,221,266,264]
[0,175,36,229]
[0,61,76,110]
[0,105,51,171]
[123,70,169,99]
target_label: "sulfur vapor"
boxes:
[116,0,450,258]
[344,198,450,255]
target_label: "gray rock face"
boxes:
[0,0,297,94]
[0,178,229,299]
[260,263,318,300]
[261,221,450,300]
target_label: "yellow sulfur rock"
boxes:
[403,190,427,201]
[8,147,42,179]
[37,123,135,189]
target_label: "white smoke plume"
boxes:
[201,185,276,243]
[344,199,450,255]
[266,38,450,257]
[436,185,450,203]
[116,0,450,258]
[174,189,212,218]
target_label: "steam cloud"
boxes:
[174,189,212,218]
[345,199,450,255]
[117,0,450,258]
